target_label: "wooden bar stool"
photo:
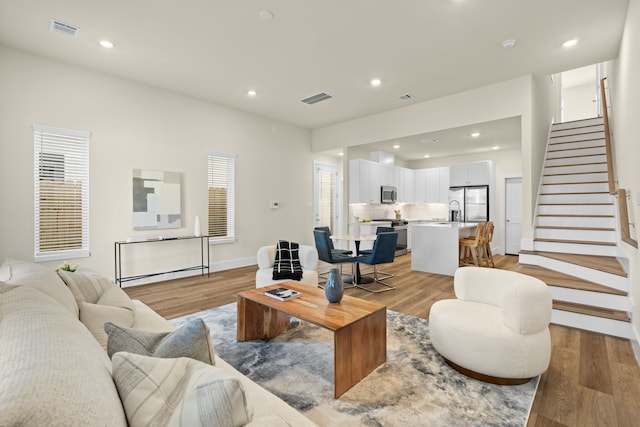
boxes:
[481,221,495,268]
[459,223,485,267]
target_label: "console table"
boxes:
[114,235,210,287]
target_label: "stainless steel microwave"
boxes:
[381,186,397,204]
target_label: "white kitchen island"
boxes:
[411,222,477,276]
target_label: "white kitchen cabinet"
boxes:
[449,161,491,187]
[349,159,394,204]
[414,169,428,203]
[415,167,449,203]
[395,167,415,203]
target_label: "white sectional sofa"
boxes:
[0,258,315,427]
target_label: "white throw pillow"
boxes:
[112,352,252,427]
[80,302,136,349]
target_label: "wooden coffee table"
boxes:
[237,282,387,397]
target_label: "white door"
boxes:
[505,177,523,255]
[313,161,339,232]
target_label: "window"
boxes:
[33,124,90,261]
[208,152,235,243]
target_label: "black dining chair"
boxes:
[358,226,395,280]
[314,226,353,256]
[313,229,357,287]
[355,232,398,292]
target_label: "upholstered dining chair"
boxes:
[313,229,356,287]
[355,232,398,292]
[313,226,352,256]
[358,226,395,279]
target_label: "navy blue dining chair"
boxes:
[355,232,398,292]
[313,229,356,287]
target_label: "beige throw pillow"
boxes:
[57,270,113,304]
[112,352,251,427]
[104,318,215,365]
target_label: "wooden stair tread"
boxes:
[514,264,627,295]
[519,250,627,276]
[545,162,606,167]
[547,154,606,160]
[538,202,613,205]
[536,225,614,231]
[540,192,609,195]
[542,181,608,185]
[537,214,613,217]
[549,138,605,145]
[544,171,608,177]
[534,238,616,246]
[552,300,630,322]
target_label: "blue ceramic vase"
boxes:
[325,268,344,303]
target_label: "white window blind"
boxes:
[33,124,90,261]
[207,152,235,243]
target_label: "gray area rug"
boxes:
[171,303,538,426]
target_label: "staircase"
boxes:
[519,116,633,339]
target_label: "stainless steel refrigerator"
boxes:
[449,185,489,223]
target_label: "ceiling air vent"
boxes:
[395,94,413,101]
[301,92,333,105]
[50,20,79,38]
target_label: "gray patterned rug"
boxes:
[171,303,538,426]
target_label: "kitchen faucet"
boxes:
[449,200,461,223]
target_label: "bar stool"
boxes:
[459,222,485,267]
[481,221,495,268]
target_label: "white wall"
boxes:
[563,82,598,122]
[0,46,336,280]
[609,0,640,342]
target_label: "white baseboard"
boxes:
[119,256,257,288]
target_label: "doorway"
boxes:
[505,177,523,255]
[313,161,339,233]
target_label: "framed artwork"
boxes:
[132,169,182,230]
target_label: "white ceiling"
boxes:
[0,0,629,159]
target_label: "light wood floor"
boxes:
[124,253,640,427]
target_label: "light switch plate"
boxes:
[270,201,280,209]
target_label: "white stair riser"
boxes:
[547,147,606,159]
[542,172,608,184]
[537,203,614,215]
[541,183,609,194]
[544,163,607,175]
[536,228,616,242]
[550,287,631,311]
[549,132,606,144]
[550,310,634,339]
[538,193,613,204]
[533,241,618,256]
[548,139,605,151]
[545,155,607,167]
[536,216,616,228]
[518,252,629,291]
[550,126,604,137]
[551,118,604,130]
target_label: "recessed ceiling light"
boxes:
[423,154,430,158]
[492,145,500,150]
[371,78,381,87]
[502,39,516,48]
[247,90,257,97]
[562,38,578,48]
[393,144,400,149]
[259,10,274,20]
[99,40,114,48]
[471,132,480,138]
[338,152,344,156]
